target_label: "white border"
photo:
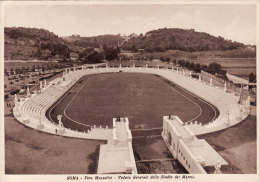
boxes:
[0,1,259,182]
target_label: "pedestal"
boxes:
[58,129,65,135]
[224,120,230,127]
[125,161,134,174]
[23,119,30,124]
[236,115,242,121]
[37,124,44,129]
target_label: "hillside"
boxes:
[4,27,70,60]
[62,34,124,49]
[4,27,255,61]
[122,28,245,52]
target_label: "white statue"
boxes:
[209,78,213,86]
[224,81,227,92]
[214,161,222,174]
[27,86,30,96]
[38,116,42,125]
[57,115,64,129]
[226,111,230,123]
[14,94,18,104]
[240,108,243,118]
[39,81,42,91]
[247,96,251,106]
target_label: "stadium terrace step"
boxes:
[13,67,249,139]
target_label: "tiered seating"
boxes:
[14,66,249,138]
[20,85,65,128]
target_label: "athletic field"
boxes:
[47,72,218,136]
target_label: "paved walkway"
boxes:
[97,119,137,174]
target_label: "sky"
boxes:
[3,3,257,45]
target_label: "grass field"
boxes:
[47,72,217,135]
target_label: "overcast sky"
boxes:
[3,3,257,45]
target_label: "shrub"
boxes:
[10,89,20,95]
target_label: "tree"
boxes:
[249,73,256,83]
[173,59,177,65]
[10,68,14,75]
[84,51,104,64]
[103,43,108,51]
[178,59,185,67]
[104,47,119,61]
[248,73,256,90]
[190,62,194,70]
[15,68,20,74]
[32,65,36,72]
[184,61,190,69]
[131,45,138,53]
[201,64,208,71]
[21,67,26,74]
[207,62,222,74]
[193,63,201,72]
[160,57,165,62]
[10,81,14,91]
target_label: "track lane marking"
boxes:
[63,78,92,127]
[155,76,203,123]
[156,74,217,123]
[49,71,217,132]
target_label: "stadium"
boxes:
[3,3,257,178]
[10,63,252,174]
